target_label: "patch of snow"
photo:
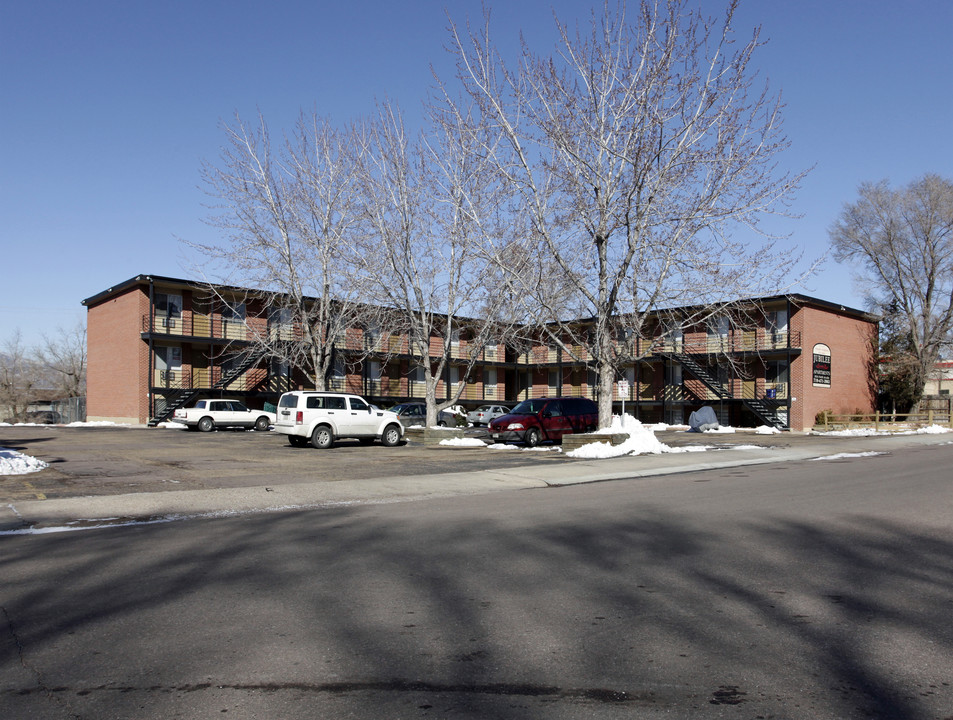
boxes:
[702,426,736,434]
[0,447,49,475]
[810,451,889,461]
[815,424,952,437]
[646,423,689,432]
[438,437,488,447]
[486,443,519,451]
[157,421,189,430]
[666,445,715,453]
[65,421,129,427]
[754,425,781,434]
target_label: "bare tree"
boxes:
[831,174,953,408]
[36,322,87,398]
[196,111,380,390]
[352,100,514,427]
[446,0,809,426]
[0,330,40,422]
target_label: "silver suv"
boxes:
[274,391,404,449]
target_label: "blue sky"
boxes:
[2,0,952,347]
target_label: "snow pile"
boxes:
[438,437,488,447]
[566,415,671,459]
[755,425,781,434]
[702,425,736,434]
[157,421,188,430]
[915,424,953,434]
[0,447,49,475]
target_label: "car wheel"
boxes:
[381,424,402,447]
[254,416,271,432]
[197,417,214,433]
[524,427,540,448]
[438,420,447,427]
[311,425,334,449]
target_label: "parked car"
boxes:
[466,404,511,427]
[274,391,404,449]
[388,402,462,428]
[488,397,598,447]
[173,399,275,432]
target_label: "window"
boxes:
[155,293,182,330]
[222,302,246,322]
[155,293,182,318]
[349,397,370,412]
[332,356,346,379]
[369,360,381,378]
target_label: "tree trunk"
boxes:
[597,360,615,429]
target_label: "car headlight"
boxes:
[506,422,525,430]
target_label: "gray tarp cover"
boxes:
[688,406,719,432]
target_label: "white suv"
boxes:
[274,391,404,449]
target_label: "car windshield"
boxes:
[388,404,420,414]
[510,399,548,414]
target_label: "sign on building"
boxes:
[812,343,831,387]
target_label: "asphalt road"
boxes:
[2,432,952,718]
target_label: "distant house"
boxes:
[82,274,879,431]
[924,361,953,397]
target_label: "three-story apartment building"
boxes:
[83,274,878,431]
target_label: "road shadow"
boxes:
[2,487,952,718]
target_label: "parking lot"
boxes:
[0,423,802,505]
[0,425,575,503]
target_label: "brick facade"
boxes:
[790,304,878,430]
[85,285,150,424]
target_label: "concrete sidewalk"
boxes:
[4,431,949,533]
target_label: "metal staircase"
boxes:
[663,352,787,429]
[148,353,263,426]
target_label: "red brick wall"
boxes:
[86,287,150,424]
[790,305,877,431]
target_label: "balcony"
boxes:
[143,313,249,341]
[650,331,801,355]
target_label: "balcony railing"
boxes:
[143,313,251,341]
[650,331,801,355]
